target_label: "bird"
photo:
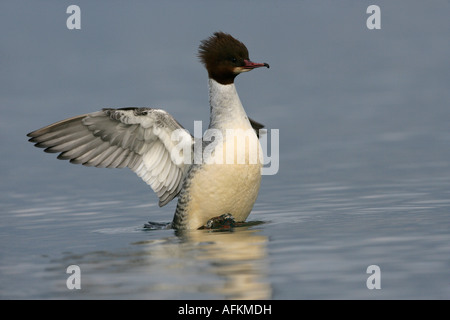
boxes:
[27,32,270,230]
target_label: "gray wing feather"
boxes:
[27,108,193,207]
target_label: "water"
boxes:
[1,1,450,299]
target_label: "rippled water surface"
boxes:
[1,1,450,299]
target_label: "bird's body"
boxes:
[172,79,263,229]
[27,32,269,230]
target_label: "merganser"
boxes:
[27,32,269,230]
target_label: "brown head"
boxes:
[198,32,269,85]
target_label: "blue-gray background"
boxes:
[1,0,449,299]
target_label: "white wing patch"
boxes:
[28,108,193,207]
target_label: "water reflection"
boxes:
[175,227,270,299]
[56,225,270,299]
[135,227,271,299]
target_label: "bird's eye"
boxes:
[230,57,237,63]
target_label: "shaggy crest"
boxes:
[198,32,251,84]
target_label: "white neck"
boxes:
[208,79,251,130]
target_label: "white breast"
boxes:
[181,79,263,229]
[184,140,262,229]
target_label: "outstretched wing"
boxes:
[27,108,193,207]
